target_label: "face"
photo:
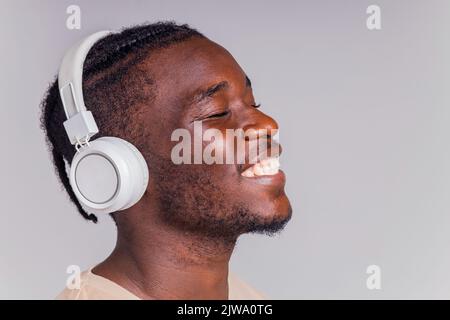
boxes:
[136,37,292,239]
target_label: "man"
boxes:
[41,21,292,300]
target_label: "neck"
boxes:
[93,213,237,300]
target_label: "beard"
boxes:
[151,158,292,242]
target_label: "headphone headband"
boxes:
[58,31,112,145]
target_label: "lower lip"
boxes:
[240,169,286,187]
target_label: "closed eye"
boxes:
[206,110,230,119]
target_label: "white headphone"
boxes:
[58,31,149,215]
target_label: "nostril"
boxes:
[243,128,272,140]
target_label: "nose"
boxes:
[239,109,281,161]
[242,109,279,141]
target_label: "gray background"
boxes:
[1,0,449,299]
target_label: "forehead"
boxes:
[139,37,247,105]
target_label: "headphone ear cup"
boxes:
[69,137,149,214]
[100,136,149,209]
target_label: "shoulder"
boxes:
[56,268,267,300]
[55,269,139,300]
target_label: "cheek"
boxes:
[201,130,229,165]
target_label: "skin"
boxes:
[93,37,292,299]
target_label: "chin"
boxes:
[242,193,293,236]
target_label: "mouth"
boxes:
[239,139,283,179]
[240,156,281,178]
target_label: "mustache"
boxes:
[246,138,281,164]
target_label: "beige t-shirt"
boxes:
[56,269,266,300]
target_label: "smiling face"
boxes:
[135,37,292,239]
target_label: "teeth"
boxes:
[241,168,255,177]
[241,157,280,177]
[253,163,265,176]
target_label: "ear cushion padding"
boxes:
[101,137,149,209]
[69,137,149,214]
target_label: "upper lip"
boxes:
[238,140,282,174]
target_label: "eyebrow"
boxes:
[245,75,252,88]
[193,75,252,104]
[192,81,229,104]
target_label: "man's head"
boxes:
[41,22,292,241]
